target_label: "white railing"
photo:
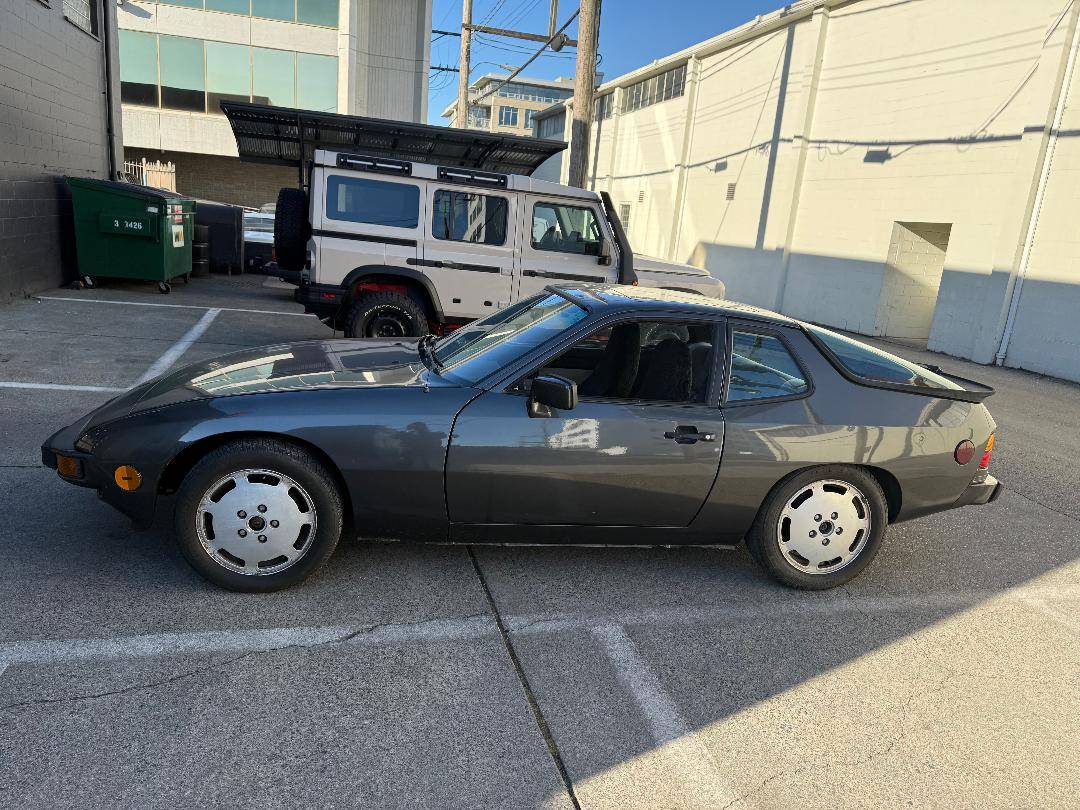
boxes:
[123,158,177,192]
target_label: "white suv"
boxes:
[276,148,725,338]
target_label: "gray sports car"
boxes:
[42,286,1001,592]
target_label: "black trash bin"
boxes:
[194,200,244,275]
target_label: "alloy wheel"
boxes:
[776,479,872,574]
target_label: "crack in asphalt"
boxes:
[0,615,492,714]
[1008,486,1080,525]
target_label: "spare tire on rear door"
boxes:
[274,187,311,272]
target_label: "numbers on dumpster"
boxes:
[113,218,144,231]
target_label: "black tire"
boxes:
[343,291,428,338]
[274,187,311,272]
[193,243,210,261]
[191,259,210,278]
[746,465,888,590]
[194,224,211,243]
[174,438,344,592]
[158,281,171,294]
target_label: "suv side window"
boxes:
[432,190,508,245]
[531,202,603,256]
[526,320,715,404]
[726,329,809,403]
[326,175,419,229]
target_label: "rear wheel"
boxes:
[174,438,343,592]
[746,466,887,590]
[343,291,428,338]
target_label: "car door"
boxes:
[418,185,516,321]
[444,316,725,528]
[515,196,619,300]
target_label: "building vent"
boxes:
[637,190,645,203]
[726,183,737,201]
[619,203,631,232]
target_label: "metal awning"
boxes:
[220,101,566,178]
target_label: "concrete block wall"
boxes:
[0,0,115,300]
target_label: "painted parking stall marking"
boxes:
[134,307,221,385]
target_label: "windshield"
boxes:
[804,323,963,390]
[433,293,589,384]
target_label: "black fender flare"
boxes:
[340,265,445,322]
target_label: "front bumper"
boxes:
[951,475,1003,508]
[42,425,158,530]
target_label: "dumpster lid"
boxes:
[220,101,567,177]
[67,177,187,201]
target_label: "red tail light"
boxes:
[979,434,995,469]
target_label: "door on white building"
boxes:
[515,197,619,300]
[875,222,952,343]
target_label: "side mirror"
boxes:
[597,242,612,265]
[529,375,577,417]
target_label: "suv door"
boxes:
[516,197,619,299]
[314,171,424,286]
[445,316,725,528]
[419,186,516,320]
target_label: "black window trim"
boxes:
[324,173,421,231]
[430,188,510,248]
[723,320,815,407]
[492,310,727,409]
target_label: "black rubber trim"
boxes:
[406,257,502,274]
[525,269,606,283]
[313,228,417,248]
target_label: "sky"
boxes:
[426,0,784,124]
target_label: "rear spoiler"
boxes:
[599,191,638,286]
[918,365,996,403]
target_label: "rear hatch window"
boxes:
[804,324,993,401]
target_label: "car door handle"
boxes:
[664,426,715,444]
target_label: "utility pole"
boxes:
[455,0,474,129]
[567,0,600,188]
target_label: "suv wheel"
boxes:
[274,187,311,273]
[344,291,428,338]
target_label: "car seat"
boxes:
[688,342,713,402]
[631,339,692,401]
[579,323,641,398]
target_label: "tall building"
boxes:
[578,0,1080,385]
[1,0,123,300]
[442,73,574,135]
[117,0,432,207]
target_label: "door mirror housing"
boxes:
[529,375,577,417]
[597,241,612,265]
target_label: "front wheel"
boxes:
[746,466,888,590]
[343,291,428,339]
[174,438,344,592]
[158,281,171,294]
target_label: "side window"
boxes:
[531,202,603,256]
[528,320,714,404]
[432,190,508,246]
[326,175,419,229]
[727,330,809,403]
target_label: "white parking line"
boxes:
[36,295,315,318]
[134,307,221,385]
[591,624,736,806]
[0,382,125,393]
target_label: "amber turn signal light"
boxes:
[56,455,81,478]
[114,465,143,491]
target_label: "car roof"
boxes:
[552,284,798,326]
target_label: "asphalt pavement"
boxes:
[0,274,1076,809]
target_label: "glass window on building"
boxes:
[498,105,518,127]
[326,176,420,229]
[157,0,202,8]
[524,109,537,130]
[297,0,337,26]
[252,0,295,22]
[253,48,295,107]
[297,53,337,112]
[432,190,508,246]
[159,35,205,112]
[205,0,251,14]
[118,30,158,107]
[206,41,251,113]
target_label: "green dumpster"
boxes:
[68,178,195,294]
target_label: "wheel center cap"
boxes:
[248,515,266,532]
[818,520,834,535]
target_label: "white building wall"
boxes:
[590,0,1080,383]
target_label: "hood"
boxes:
[633,254,710,277]
[84,339,440,430]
